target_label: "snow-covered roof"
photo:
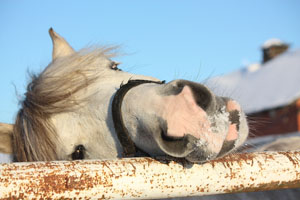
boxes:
[205,49,300,114]
[261,38,286,49]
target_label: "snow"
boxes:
[261,38,286,49]
[205,49,300,114]
[247,63,261,72]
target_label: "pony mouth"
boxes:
[159,129,239,162]
[158,128,219,163]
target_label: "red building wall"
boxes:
[248,99,300,137]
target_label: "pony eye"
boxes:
[110,62,122,71]
[72,145,85,160]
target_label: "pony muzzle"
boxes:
[158,81,243,160]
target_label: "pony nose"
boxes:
[163,80,216,113]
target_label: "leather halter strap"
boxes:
[112,79,165,157]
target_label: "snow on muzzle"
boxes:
[155,80,244,162]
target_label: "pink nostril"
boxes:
[226,100,241,112]
[225,100,241,141]
[226,124,238,141]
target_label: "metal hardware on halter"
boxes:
[112,79,165,157]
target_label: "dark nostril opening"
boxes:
[72,144,85,160]
[190,84,213,111]
[195,92,212,110]
[229,110,240,130]
[164,80,215,111]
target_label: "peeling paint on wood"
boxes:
[1,151,300,199]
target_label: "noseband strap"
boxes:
[112,79,165,157]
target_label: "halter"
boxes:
[112,79,165,157]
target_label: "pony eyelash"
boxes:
[110,62,122,71]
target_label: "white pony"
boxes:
[0,29,248,163]
[1,29,300,200]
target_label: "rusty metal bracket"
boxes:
[1,151,300,199]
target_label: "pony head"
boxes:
[0,29,248,162]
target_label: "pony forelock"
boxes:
[13,47,117,161]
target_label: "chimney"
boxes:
[261,39,289,63]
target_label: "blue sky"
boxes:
[1,1,300,123]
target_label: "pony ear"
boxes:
[0,123,13,154]
[49,28,75,60]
